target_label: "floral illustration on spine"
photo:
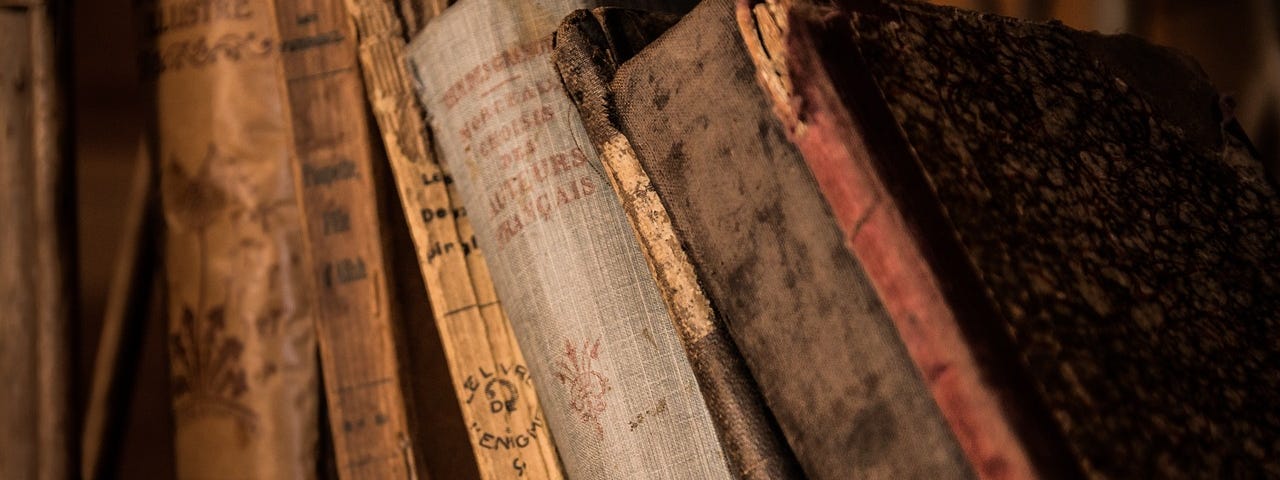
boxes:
[164,143,300,445]
[555,338,611,438]
[142,32,276,76]
[170,304,258,443]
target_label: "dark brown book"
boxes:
[554,1,972,478]
[739,1,1280,478]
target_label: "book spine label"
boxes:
[407,1,732,478]
[340,0,565,477]
[142,0,320,477]
[273,0,417,477]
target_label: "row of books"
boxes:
[52,0,1280,478]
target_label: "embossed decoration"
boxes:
[141,32,276,76]
[555,339,611,438]
[170,304,259,444]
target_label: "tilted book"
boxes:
[339,0,565,477]
[406,1,736,478]
[553,0,972,478]
[272,0,417,477]
[739,0,1280,477]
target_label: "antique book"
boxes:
[551,6,801,480]
[739,0,1280,478]
[340,0,564,478]
[407,1,737,478]
[140,0,320,476]
[272,0,418,478]
[0,1,73,478]
[553,1,971,478]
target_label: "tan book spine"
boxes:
[0,2,72,478]
[141,0,321,476]
[271,0,418,478]
[340,1,564,478]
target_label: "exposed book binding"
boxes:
[740,1,1280,477]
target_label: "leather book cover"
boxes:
[740,1,1280,478]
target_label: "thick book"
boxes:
[739,0,1280,478]
[140,0,320,476]
[0,2,72,478]
[553,1,971,478]
[406,1,735,478]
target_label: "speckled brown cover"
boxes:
[749,0,1280,478]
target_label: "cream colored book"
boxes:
[141,0,320,476]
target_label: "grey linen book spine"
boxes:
[405,1,733,478]
[551,6,804,480]
[553,0,974,478]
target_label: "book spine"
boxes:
[737,3,1035,479]
[141,0,320,476]
[551,10,802,480]
[340,0,565,478]
[0,3,72,478]
[272,0,418,478]
[407,1,732,478]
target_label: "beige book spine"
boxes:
[142,0,321,476]
[0,2,71,478]
[340,1,565,478]
[271,0,418,478]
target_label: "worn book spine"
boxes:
[736,4,1038,479]
[551,8,802,480]
[746,2,1280,478]
[557,2,974,478]
[408,0,735,478]
[141,0,320,476]
[340,0,564,478]
[271,0,417,478]
[0,2,72,478]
